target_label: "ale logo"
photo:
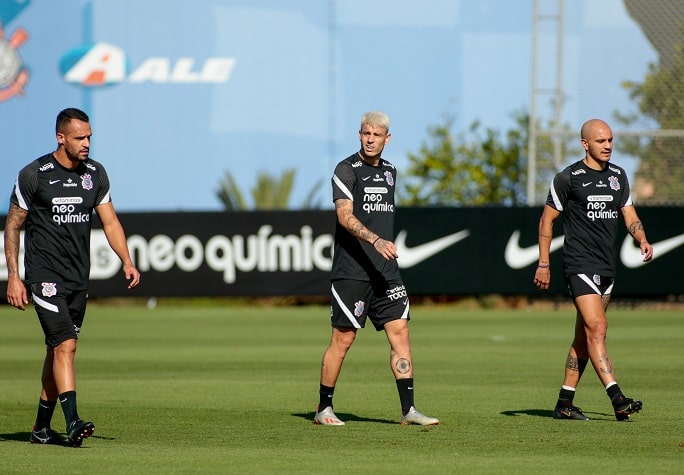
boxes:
[59,42,236,87]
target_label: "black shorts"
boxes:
[30,282,88,347]
[330,278,410,331]
[565,274,615,298]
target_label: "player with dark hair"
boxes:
[314,111,438,426]
[534,118,653,421]
[4,107,140,446]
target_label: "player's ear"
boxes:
[56,132,64,145]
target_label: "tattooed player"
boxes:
[534,119,653,421]
[314,111,438,426]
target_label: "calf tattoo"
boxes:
[598,353,614,375]
[566,355,589,375]
[395,358,411,375]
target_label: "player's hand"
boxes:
[6,275,29,310]
[373,238,398,260]
[533,266,550,291]
[640,240,654,262]
[123,264,141,289]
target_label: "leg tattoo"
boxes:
[395,358,411,375]
[598,353,614,375]
[565,354,579,372]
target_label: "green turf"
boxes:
[0,303,682,474]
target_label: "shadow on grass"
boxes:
[0,432,32,443]
[500,409,618,421]
[500,409,555,418]
[293,412,396,424]
[0,431,113,446]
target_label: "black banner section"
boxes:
[1,207,682,297]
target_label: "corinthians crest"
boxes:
[0,23,29,102]
[81,173,93,190]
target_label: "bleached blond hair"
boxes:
[360,110,390,133]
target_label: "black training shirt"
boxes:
[10,153,111,289]
[546,159,632,277]
[330,153,400,282]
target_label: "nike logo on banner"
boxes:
[395,229,470,268]
[504,230,564,269]
[619,233,684,268]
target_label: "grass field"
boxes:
[0,302,682,474]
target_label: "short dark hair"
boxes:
[56,108,90,134]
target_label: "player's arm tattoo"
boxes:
[335,198,377,244]
[598,353,614,375]
[628,220,644,238]
[4,203,27,278]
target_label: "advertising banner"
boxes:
[2,207,681,298]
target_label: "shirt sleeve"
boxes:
[94,164,112,206]
[620,173,633,208]
[331,161,355,202]
[545,169,571,212]
[10,165,38,211]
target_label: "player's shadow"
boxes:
[0,431,114,446]
[294,412,396,424]
[500,409,615,420]
[0,431,32,443]
[500,409,555,418]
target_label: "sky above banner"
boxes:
[1,0,656,212]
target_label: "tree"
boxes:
[401,110,576,206]
[615,33,684,204]
[216,169,323,210]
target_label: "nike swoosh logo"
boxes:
[395,229,470,268]
[504,230,564,269]
[582,182,592,187]
[619,233,684,268]
[49,179,60,184]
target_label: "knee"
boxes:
[585,322,607,343]
[330,330,356,353]
[53,339,77,358]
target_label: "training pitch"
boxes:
[0,302,682,474]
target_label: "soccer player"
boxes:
[534,118,653,421]
[314,111,438,426]
[4,108,141,446]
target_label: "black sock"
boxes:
[556,387,576,407]
[59,391,79,430]
[396,378,414,416]
[606,383,624,406]
[34,399,57,430]
[319,384,334,410]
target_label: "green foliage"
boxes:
[615,29,684,204]
[215,171,248,210]
[401,114,525,206]
[1,304,682,473]
[252,168,295,209]
[216,169,323,210]
[400,110,577,206]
